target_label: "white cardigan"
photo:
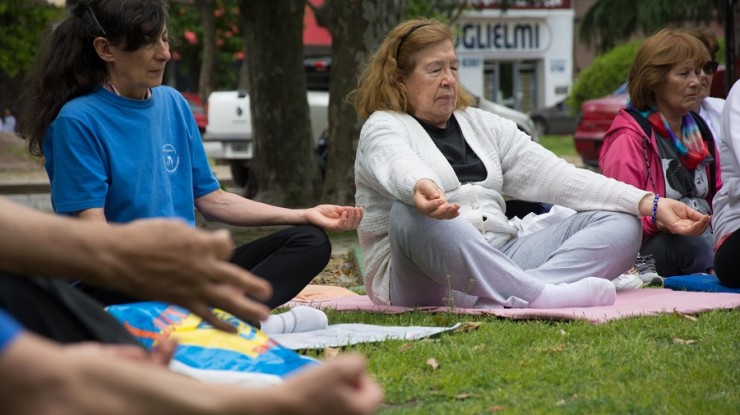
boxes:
[699,96,725,145]
[354,108,648,305]
[712,84,740,246]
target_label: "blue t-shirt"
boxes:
[0,308,22,354]
[43,86,220,226]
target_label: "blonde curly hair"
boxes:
[349,18,475,119]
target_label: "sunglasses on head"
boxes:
[703,61,719,74]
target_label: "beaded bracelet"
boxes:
[651,194,660,225]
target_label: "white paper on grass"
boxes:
[270,322,461,350]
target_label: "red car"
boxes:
[574,66,736,168]
[180,92,207,134]
[573,83,628,167]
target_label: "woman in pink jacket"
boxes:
[600,29,722,278]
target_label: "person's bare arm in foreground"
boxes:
[0,198,271,331]
[195,188,363,231]
[0,331,383,415]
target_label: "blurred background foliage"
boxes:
[167,0,244,91]
[0,1,64,78]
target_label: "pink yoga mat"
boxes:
[287,288,740,324]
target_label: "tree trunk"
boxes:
[237,59,250,91]
[239,0,319,207]
[321,0,397,205]
[196,0,215,105]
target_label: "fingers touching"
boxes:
[656,198,711,236]
[306,205,364,232]
[413,179,459,219]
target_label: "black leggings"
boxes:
[77,224,331,309]
[0,274,140,344]
[714,230,740,288]
[229,224,331,308]
[640,232,713,277]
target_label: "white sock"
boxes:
[528,277,616,309]
[259,306,329,334]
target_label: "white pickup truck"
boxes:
[202,90,538,187]
[202,90,329,187]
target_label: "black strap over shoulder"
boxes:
[691,111,716,197]
[624,108,716,197]
[625,108,652,138]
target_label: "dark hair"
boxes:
[19,0,169,157]
[691,29,720,60]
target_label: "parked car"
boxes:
[304,55,331,91]
[572,83,628,167]
[202,89,329,189]
[528,99,577,136]
[181,92,208,135]
[476,96,539,142]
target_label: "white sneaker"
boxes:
[612,270,644,291]
[638,272,664,286]
[634,254,664,286]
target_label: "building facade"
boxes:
[455,0,576,113]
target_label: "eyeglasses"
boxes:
[702,61,719,75]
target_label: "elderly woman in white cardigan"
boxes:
[349,18,710,309]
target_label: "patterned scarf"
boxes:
[645,109,711,171]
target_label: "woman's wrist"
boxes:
[650,194,660,225]
[638,192,657,217]
[413,178,440,194]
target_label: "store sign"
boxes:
[457,21,549,52]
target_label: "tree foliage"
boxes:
[579,0,726,53]
[400,0,468,23]
[0,0,64,77]
[166,0,243,93]
[566,40,640,114]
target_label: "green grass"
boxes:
[538,134,579,159]
[220,141,735,414]
[302,309,738,414]
[278,236,737,414]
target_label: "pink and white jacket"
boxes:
[599,108,722,239]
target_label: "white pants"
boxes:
[388,202,641,308]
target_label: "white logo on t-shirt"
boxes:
[162,144,180,173]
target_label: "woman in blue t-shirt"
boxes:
[18,0,362,315]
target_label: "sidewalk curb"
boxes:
[0,182,50,195]
[0,178,234,195]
